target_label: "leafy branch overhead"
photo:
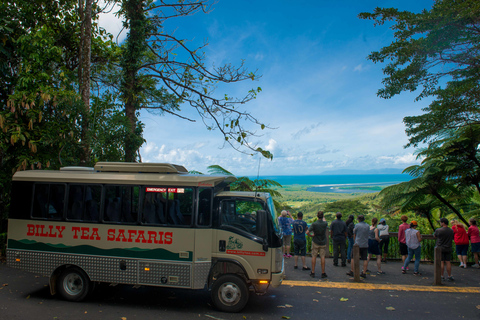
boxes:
[116,0,272,160]
[362,0,480,225]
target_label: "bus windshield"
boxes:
[266,195,280,235]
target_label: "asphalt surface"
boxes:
[283,254,480,288]
[1,256,480,320]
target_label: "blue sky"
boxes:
[99,1,434,176]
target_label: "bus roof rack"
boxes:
[60,166,95,172]
[94,162,188,174]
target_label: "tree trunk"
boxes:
[79,0,92,165]
[430,189,469,225]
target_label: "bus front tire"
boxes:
[57,267,90,302]
[211,274,249,313]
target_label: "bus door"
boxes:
[213,198,271,281]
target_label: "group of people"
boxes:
[278,210,480,281]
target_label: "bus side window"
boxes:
[104,186,139,224]
[67,185,84,220]
[84,186,101,222]
[197,188,212,226]
[32,184,65,220]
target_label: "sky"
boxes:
[98,0,434,176]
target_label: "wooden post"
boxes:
[433,246,442,285]
[353,244,360,282]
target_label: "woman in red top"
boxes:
[451,220,469,268]
[468,218,480,268]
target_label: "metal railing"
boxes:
[290,232,476,263]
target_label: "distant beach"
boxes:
[253,174,411,194]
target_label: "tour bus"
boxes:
[6,162,284,312]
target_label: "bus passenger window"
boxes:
[32,184,65,220]
[67,185,84,220]
[197,188,212,226]
[104,186,139,224]
[142,190,166,225]
[221,199,262,235]
[167,187,192,226]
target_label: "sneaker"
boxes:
[459,263,464,267]
[302,266,311,271]
[413,272,422,276]
[310,272,315,278]
[406,267,409,271]
[286,254,292,258]
[402,269,406,274]
[377,271,386,275]
[472,264,480,268]
[447,276,455,282]
[321,273,328,278]
[401,266,405,271]
[294,266,298,269]
[346,271,354,277]
[360,273,367,278]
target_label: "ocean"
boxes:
[252,174,412,194]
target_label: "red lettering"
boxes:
[107,229,115,241]
[27,224,35,236]
[35,225,41,236]
[165,232,173,244]
[56,226,65,238]
[80,227,90,240]
[136,230,146,243]
[72,226,81,239]
[116,229,127,242]
[157,231,164,244]
[127,230,137,243]
[48,225,56,237]
[90,228,100,240]
[147,231,157,244]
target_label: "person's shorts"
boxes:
[455,244,468,256]
[379,235,389,253]
[311,242,326,258]
[472,242,480,253]
[399,242,408,256]
[282,234,292,246]
[441,251,452,262]
[368,239,381,255]
[359,247,368,260]
[294,238,306,256]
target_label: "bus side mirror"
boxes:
[257,210,269,251]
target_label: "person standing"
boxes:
[398,215,409,270]
[346,215,369,279]
[278,210,293,258]
[307,211,328,278]
[468,218,480,268]
[451,220,469,268]
[367,218,384,275]
[330,212,347,267]
[292,212,310,271]
[377,218,390,263]
[402,221,422,275]
[434,217,455,281]
[346,215,355,264]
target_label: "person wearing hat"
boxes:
[377,218,390,263]
[434,218,455,281]
[402,220,422,275]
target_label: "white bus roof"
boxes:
[12,162,236,187]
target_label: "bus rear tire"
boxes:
[211,274,249,313]
[57,267,90,302]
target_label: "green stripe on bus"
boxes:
[8,239,193,261]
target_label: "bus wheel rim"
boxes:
[218,282,241,306]
[63,273,83,296]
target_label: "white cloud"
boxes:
[97,1,127,43]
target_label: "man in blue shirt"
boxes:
[292,212,310,271]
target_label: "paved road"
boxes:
[1,257,480,320]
